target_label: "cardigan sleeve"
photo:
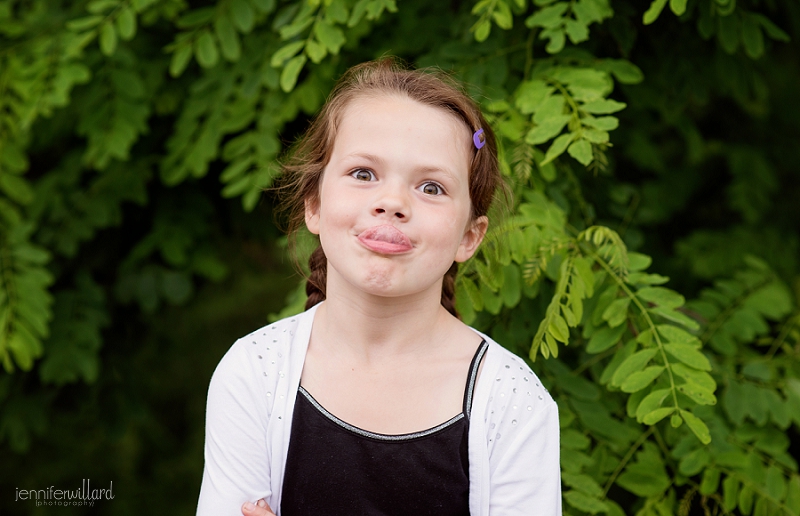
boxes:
[196,338,273,516]
[475,341,562,516]
[488,395,561,515]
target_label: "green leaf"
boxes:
[540,132,573,165]
[664,343,711,371]
[612,348,657,387]
[66,15,104,31]
[581,98,626,114]
[215,15,242,61]
[500,264,521,308]
[280,54,307,92]
[643,407,674,424]
[491,1,513,30]
[643,0,668,25]
[620,366,665,393]
[271,41,306,67]
[723,476,740,512]
[582,116,619,131]
[637,287,685,309]
[786,475,800,515]
[194,31,220,68]
[586,323,625,354]
[525,116,571,145]
[305,39,327,63]
[717,14,740,54]
[604,60,644,84]
[0,174,34,204]
[669,0,687,16]
[568,139,593,166]
[616,443,671,496]
[99,21,118,55]
[116,7,137,40]
[672,363,716,392]
[348,0,369,26]
[679,446,710,476]
[564,19,589,44]
[549,314,570,343]
[649,306,700,330]
[516,80,554,114]
[741,14,765,59]
[563,490,608,514]
[473,19,491,42]
[582,129,609,144]
[326,0,349,24]
[280,16,315,39]
[753,14,790,42]
[562,472,604,498]
[87,0,117,14]
[677,381,717,405]
[602,297,630,328]
[765,465,787,501]
[656,324,698,345]
[533,94,566,123]
[525,2,569,29]
[543,28,566,53]
[314,21,346,54]
[252,0,276,13]
[169,44,193,77]
[636,388,671,420]
[739,485,754,515]
[231,0,256,32]
[176,7,215,28]
[680,410,711,444]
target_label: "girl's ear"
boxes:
[305,198,321,235]
[455,215,488,263]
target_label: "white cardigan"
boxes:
[197,303,562,515]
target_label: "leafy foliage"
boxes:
[1,0,799,515]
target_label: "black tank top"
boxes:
[280,339,488,516]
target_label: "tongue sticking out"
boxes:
[358,225,413,254]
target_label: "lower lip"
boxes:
[357,236,413,254]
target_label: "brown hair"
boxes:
[277,58,502,317]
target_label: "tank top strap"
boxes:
[462,339,489,420]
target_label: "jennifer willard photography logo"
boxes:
[15,479,114,508]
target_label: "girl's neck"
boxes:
[312,277,455,363]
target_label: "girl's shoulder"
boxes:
[468,330,557,435]
[209,308,315,402]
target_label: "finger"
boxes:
[242,500,276,516]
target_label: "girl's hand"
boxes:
[242,499,275,516]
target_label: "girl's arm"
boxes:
[197,339,273,516]
[489,396,562,515]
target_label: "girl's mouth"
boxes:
[357,225,413,254]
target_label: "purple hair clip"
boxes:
[473,128,486,149]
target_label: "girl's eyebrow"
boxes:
[342,152,385,167]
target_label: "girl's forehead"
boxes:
[331,94,473,169]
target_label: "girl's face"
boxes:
[305,94,488,300]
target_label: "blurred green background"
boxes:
[1,0,799,515]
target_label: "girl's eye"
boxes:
[420,182,444,195]
[351,169,374,181]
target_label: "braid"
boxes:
[305,245,327,310]
[441,261,459,319]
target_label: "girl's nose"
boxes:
[373,184,408,219]
[374,207,405,218]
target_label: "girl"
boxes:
[196,59,561,516]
